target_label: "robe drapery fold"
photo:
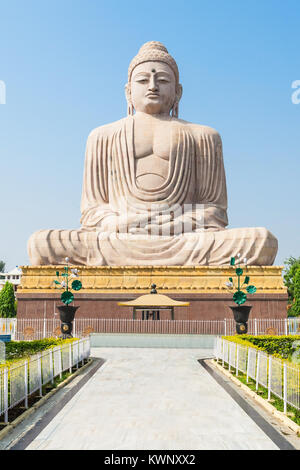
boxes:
[28,117,278,266]
[80,117,228,231]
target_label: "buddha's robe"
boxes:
[28,116,278,266]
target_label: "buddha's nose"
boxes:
[149,76,158,91]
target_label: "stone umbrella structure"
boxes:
[118,286,189,320]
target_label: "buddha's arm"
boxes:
[80,127,149,232]
[80,128,118,230]
[192,125,228,231]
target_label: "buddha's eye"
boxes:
[136,78,148,84]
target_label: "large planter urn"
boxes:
[57,305,79,338]
[229,305,252,335]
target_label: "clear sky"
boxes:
[0,0,299,270]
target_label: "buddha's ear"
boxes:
[125,83,131,101]
[172,84,183,118]
[125,83,134,116]
[176,83,183,103]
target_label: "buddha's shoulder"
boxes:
[87,118,127,141]
[174,118,221,140]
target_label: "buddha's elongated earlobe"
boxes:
[171,101,179,118]
[125,83,134,116]
[127,102,134,116]
[171,83,182,118]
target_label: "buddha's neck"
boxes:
[134,111,172,121]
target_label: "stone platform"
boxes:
[16,265,288,320]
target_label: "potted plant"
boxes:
[54,257,82,338]
[225,255,257,334]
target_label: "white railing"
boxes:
[13,317,300,340]
[214,337,300,413]
[0,338,90,423]
[223,318,299,336]
[15,318,227,339]
[287,317,300,335]
[0,318,17,338]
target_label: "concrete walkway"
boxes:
[26,348,278,450]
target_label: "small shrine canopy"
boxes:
[118,286,189,320]
[118,294,189,308]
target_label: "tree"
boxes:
[288,267,300,317]
[283,256,300,303]
[0,260,5,273]
[0,282,16,318]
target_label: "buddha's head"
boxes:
[126,41,183,117]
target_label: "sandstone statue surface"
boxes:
[28,41,278,266]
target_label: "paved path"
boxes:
[26,348,278,450]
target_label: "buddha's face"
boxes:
[128,61,179,115]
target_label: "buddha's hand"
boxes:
[144,213,202,235]
[100,214,149,234]
[144,218,185,235]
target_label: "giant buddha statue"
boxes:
[28,41,278,266]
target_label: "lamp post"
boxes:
[54,257,82,338]
[226,255,257,334]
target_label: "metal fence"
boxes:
[214,337,300,413]
[13,317,300,340]
[0,318,17,337]
[0,338,90,423]
[223,317,300,336]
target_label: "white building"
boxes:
[0,267,22,292]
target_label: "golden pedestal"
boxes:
[18,265,286,294]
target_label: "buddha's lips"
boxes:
[146,93,160,98]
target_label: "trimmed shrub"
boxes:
[2,338,77,365]
[223,334,300,361]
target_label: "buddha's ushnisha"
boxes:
[28,41,278,266]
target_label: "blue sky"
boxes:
[0,0,299,270]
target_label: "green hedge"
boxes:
[223,335,300,361]
[3,338,77,364]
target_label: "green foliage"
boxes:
[2,338,77,365]
[223,334,300,361]
[0,281,16,318]
[287,268,300,317]
[283,256,300,303]
[0,260,5,273]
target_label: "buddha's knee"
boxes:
[28,229,68,265]
[27,230,49,265]
[250,227,278,247]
